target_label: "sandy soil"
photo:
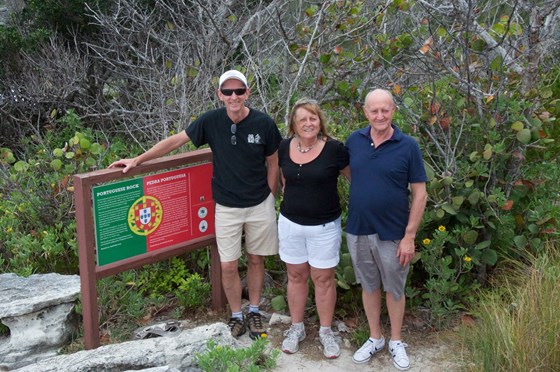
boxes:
[233,312,467,372]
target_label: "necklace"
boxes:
[297,140,316,153]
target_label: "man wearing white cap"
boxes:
[109,69,282,339]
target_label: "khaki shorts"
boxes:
[215,193,279,262]
[346,233,409,300]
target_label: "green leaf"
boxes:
[462,230,478,245]
[475,240,492,250]
[468,190,480,205]
[424,161,435,181]
[511,121,524,131]
[531,118,543,128]
[471,39,487,52]
[70,136,80,146]
[271,295,287,311]
[403,97,414,107]
[337,279,350,290]
[482,144,492,160]
[343,266,356,283]
[492,23,505,36]
[540,89,553,99]
[490,55,503,71]
[513,235,527,249]
[441,203,457,215]
[79,138,91,150]
[436,27,447,37]
[436,209,445,219]
[90,143,103,155]
[14,160,30,172]
[516,128,531,144]
[53,148,64,157]
[51,159,63,171]
[65,152,75,159]
[340,252,352,267]
[319,53,331,64]
[481,249,498,265]
[507,22,522,36]
[452,196,464,208]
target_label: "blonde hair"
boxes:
[287,98,329,139]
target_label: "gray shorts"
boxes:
[346,233,409,300]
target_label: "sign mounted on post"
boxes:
[92,163,214,266]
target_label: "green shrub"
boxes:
[0,110,146,275]
[176,272,211,309]
[195,338,279,372]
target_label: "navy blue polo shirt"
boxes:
[345,125,427,240]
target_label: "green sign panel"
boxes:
[92,163,214,266]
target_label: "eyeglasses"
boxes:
[231,124,237,145]
[220,88,247,96]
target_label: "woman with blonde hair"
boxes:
[278,98,349,359]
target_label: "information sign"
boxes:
[92,163,214,266]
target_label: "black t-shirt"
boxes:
[186,107,282,208]
[279,138,349,225]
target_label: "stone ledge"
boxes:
[12,322,237,372]
[0,273,81,370]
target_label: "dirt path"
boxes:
[235,315,466,372]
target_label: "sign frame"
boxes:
[74,149,225,349]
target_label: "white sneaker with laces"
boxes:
[352,336,385,364]
[389,340,410,371]
[319,330,340,359]
[281,325,306,354]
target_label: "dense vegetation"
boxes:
[1,0,558,355]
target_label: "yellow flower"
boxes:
[422,238,431,245]
[7,227,12,234]
[438,225,446,232]
[260,333,268,338]
[464,256,472,262]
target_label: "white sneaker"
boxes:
[319,330,340,359]
[389,340,410,371]
[352,336,385,364]
[281,325,306,354]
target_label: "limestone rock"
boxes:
[0,273,81,369]
[13,323,238,372]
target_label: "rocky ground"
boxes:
[233,308,467,372]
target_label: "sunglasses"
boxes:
[231,124,237,145]
[220,88,247,96]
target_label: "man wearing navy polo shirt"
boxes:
[344,89,427,371]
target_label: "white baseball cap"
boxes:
[218,70,248,88]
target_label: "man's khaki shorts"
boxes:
[215,193,279,262]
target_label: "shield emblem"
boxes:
[139,207,152,225]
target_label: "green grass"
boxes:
[459,241,560,371]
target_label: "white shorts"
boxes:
[278,213,341,269]
[215,193,279,262]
